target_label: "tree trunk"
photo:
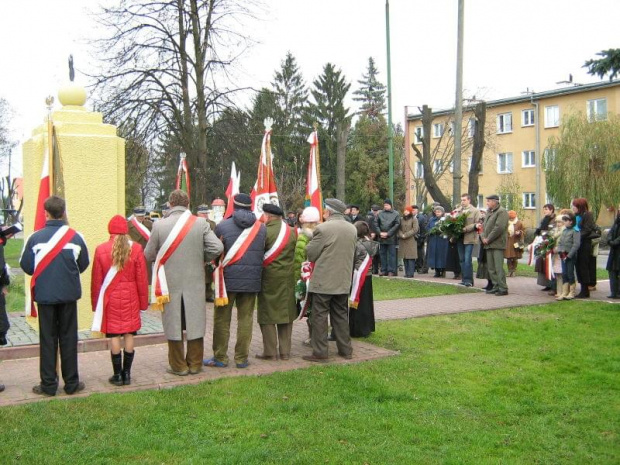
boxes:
[336,120,350,201]
[468,101,486,207]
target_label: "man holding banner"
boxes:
[20,196,90,396]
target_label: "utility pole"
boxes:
[385,0,394,202]
[452,0,465,207]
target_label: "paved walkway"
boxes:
[0,274,615,406]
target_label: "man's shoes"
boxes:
[32,384,56,396]
[0,383,5,393]
[485,288,498,294]
[495,290,509,296]
[189,367,202,375]
[302,354,328,363]
[65,381,86,395]
[279,355,290,361]
[236,360,249,369]
[203,357,228,368]
[166,368,190,376]
[0,333,7,346]
[541,286,552,291]
[607,295,618,299]
[459,282,473,287]
[337,352,353,360]
[255,354,277,361]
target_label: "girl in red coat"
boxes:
[91,215,149,386]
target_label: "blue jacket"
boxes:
[214,209,266,293]
[20,220,90,304]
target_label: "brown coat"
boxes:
[398,215,419,259]
[504,219,525,259]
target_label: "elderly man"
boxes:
[481,194,509,296]
[256,203,297,361]
[197,204,217,303]
[204,193,266,369]
[375,199,401,276]
[145,190,224,376]
[302,198,357,362]
[127,206,153,250]
[455,194,482,287]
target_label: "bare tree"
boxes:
[89,0,258,206]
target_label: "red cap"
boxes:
[108,215,128,235]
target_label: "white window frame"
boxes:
[496,112,513,134]
[497,152,513,174]
[544,105,559,128]
[433,160,442,174]
[477,194,484,208]
[415,161,424,179]
[523,192,536,210]
[522,109,535,127]
[432,123,444,138]
[587,98,607,122]
[448,121,455,137]
[467,118,475,138]
[414,127,424,144]
[522,150,536,168]
[449,160,454,173]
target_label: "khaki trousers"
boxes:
[259,323,293,358]
[310,293,352,358]
[212,292,256,365]
[168,337,204,373]
[486,248,507,292]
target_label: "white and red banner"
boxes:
[224,162,241,219]
[252,119,279,217]
[175,153,191,199]
[263,220,292,267]
[349,252,372,309]
[305,130,323,219]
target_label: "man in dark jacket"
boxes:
[367,205,381,274]
[20,196,89,396]
[204,193,267,369]
[376,199,401,276]
[412,205,428,273]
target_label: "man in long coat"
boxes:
[481,194,509,296]
[256,204,297,360]
[302,198,357,362]
[144,190,223,375]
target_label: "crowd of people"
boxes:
[0,191,617,395]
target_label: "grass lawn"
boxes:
[0,301,617,464]
[372,275,476,300]
[4,237,23,269]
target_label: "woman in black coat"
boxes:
[606,210,620,299]
[534,204,556,290]
[571,198,598,298]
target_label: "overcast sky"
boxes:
[1,0,619,177]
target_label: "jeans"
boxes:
[404,259,416,277]
[379,244,397,274]
[457,242,474,284]
[561,257,576,284]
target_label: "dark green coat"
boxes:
[257,220,297,325]
[482,205,509,250]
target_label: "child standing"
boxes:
[556,212,581,301]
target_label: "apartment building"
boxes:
[405,80,620,227]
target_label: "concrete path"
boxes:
[0,274,615,407]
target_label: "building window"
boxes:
[522,109,535,127]
[468,118,476,138]
[545,193,555,206]
[477,194,484,208]
[432,123,444,138]
[468,156,483,173]
[544,105,559,128]
[415,161,424,178]
[448,121,455,137]
[414,127,424,144]
[433,160,442,174]
[497,152,513,174]
[449,160,454,173]
[523,192,536,209]
[522,150,536,168]
[497,112,513,134]
[587,98,607,122]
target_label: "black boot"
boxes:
[433,270,440,278]
[485,280,494,291]
[0,332,7,346]
[122,350,135,385]
[575,285,590,299]
[109,352,123,386]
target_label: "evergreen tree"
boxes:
[353,57,387,119]
[584,49,620,81]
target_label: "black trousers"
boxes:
[37,302,80,394]
[0,294,9,335]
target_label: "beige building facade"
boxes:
[405,80,620,227]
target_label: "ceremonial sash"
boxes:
[91,265,119,335]
[349,252,372,309]
[150,210,197,311]
[545,251,555,281]
[263,220,292,267]
[28,226,77,317]
[296,261,314,321]
[214,221,262,307]
[527,236,543,266]
[130,216,151,242]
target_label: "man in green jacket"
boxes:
[481,194,509,296]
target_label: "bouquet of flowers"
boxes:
[428,213,468,240]
[533,234,556,258]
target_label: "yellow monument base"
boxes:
[22,84,125,331]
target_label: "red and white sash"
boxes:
[214,221,262,307]
[150,210,197,310]
[91,265,119,334]
[263,220,292,267]
[28,226,77,317]
[349,252,372,309]
[130,216,151,242]
[545,251,555,281]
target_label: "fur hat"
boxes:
[108,215,128,235]
[300,206,320,223]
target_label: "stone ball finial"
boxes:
[58,83,87,107]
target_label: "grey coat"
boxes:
[307,212,357,295]
[398,215,419,259]
[482,205,509,250]
[144,206,224,341]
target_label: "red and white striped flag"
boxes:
[175,153,190,199]
[252,119,279,217]
[33,148,50,231]
[224,162,240,219]
[305,130,323,219]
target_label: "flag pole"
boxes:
[45,96,54,196]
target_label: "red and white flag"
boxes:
[175,153,190,199]
[252,118,279,217]
[34,149,50,231]
[224,162,241,219]
[305,130,323,219]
